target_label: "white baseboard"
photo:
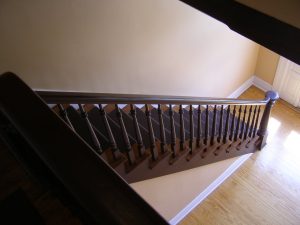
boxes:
[253,76,273,92]
[169,153,252,225]
[227,75,273,99]
[227,76,254,98]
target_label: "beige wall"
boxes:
[0,0,259,97]
[255,46,280,85]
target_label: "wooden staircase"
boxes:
[0,72,279,224]
[39,87,278,184]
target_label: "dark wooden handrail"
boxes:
[37,90,270,105]
[0,72,169,225]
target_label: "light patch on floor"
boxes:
[267,117,281,141]
[284,130,300,150]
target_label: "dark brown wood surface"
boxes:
[0,72,169,225]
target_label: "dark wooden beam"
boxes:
[180,0,300,65]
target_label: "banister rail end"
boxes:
[257,90,279,150]
[265,90,279,102]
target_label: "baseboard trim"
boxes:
[227,75,273,99]
[253,75,273,92]
[169,153,252,225]
[227,76,254,98]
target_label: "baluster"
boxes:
[252,106,261,138]
[130,104,145,157]
[179,105,186,151]
[115,104,135,165]
[204,105,209,146]
[169,104,177,158]
[189,105,194,153]
[248,106,257,138]
[217,105,224,143]
[214,105,224,155]
[78,104,102,153]
[98,104,122,160]
[244,105,253,140]
[196,105,202,147]
[222,105,230,144]
[157,104,167,154]
[210,105,217,145]
[229,105,236,141]
[234,106,242,141]
[145,104,158,161]
[239,106,247,139]
[244,106,259,149]
[58,104,74,130]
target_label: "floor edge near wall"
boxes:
[169,153,252,225]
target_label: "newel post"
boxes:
[257,90,279,149]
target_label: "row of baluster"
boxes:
[56,104,262,166]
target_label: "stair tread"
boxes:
[65,106,110,150]
[106,108,137,144]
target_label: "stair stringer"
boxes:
[123,136,259,183]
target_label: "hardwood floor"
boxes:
[180,86,300,225]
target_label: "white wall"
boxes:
[0,0,259,97]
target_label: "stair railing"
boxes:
[37,85,279,156]
[0,72,279,223]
